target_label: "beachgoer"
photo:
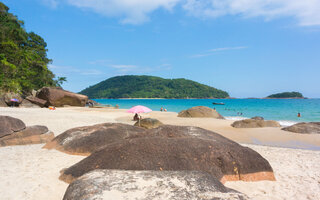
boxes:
[213,107,216,110]
[160,107,163,112]
[298,112,301,117]
[164,108,167,112]
[133,113,139,121]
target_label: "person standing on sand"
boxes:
[160,107,163,111]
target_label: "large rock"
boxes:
[134,118,163,129]
[25,96,47,107]
[59,126,275,184]
[0,125,54,147]
[178,106,224,119]
[251,116,264,120]
[43,123,145,155]
[20,99,41,108]
[231,119,280,128]
[0,116,26,138]
[3,93,23,107]
[36,87,88,107]
[63,170,248,200]
[282,122,320,134]
[0,97,7,107]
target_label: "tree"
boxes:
[0,2,66,94]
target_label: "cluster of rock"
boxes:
[178,106,224,119]
[231,117,280,128]
[0,116,54,147]
[0,87,88,108]
[43,122,275,199]
[282,122,320,134]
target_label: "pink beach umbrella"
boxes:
[127,105,152,113]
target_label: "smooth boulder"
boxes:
[134,118,163,129]
[43,123,145,155]
[178,106,224,119]
[231,119,280,128]
[63,170,248,200]
[25,96,47,107]
[0,116,26,138]
[251,116,264,120]
[0,97,7,107]
[0,125,54,147]
[36,87,88,107]
[59,125,275,184]
[282,122,320,134]
[20,99,41,108]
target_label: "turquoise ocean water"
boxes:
[94,99,320,126]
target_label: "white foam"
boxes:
[224,116,249,121]
[278,120,298,127]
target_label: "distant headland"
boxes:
[79,75,229,99]
[266,92,305,99]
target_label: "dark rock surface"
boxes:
[0,97,7,107]
[178,106,224,119]
[231,119,280,128]
[282,122,320,134]
[63,170,248,200]
[0,125,54,147]
[0,116,26,138]
[3,93,23,107]
[25,96,47,107]
[36,87,88,107]
[251,116,264,120]
[20,99,41,108]
[134,118,163,129]
[43,123,145,155]
[59,125,275,184]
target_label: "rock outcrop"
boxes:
[282,122,320,134]
[3,93,22,107]
[0,97,7,107]
[36,87,88,107]
[0,116,26,138]
[63,170,248,200]
[43,123,145,155]
[59,125,275,184]
[134,118,163,129]
[251,116,264,120]
[231,119,280,128]
[20,99,41,108]
[25,96,47,107]
[0,125,54,147]
[178,106,224,119]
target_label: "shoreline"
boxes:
[0,107,320,199]
[0,107,320,200]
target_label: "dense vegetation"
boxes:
[267,92,304,98]
[80,75,229,99]
[0,2,65,94]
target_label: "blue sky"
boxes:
[3,0,320,97]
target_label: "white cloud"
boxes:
[191,46,247,58]
[183,0,320,26]
[209,46,247,52]
[66,0,180,24]
[41,0,59,8]
[48,64,103,75]
[110,64,138,72]
[42,0,320,26]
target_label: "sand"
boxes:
[0,107,320,200]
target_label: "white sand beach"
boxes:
[0,107,320,200]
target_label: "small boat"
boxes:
[212,102,225,105]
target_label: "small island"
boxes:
[80,75,229,99]
[266,92,304,99]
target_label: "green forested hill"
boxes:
[80,75,229,99]
[0,2,65,94]
[267,92,304,98]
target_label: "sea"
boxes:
[94,99,320,126]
